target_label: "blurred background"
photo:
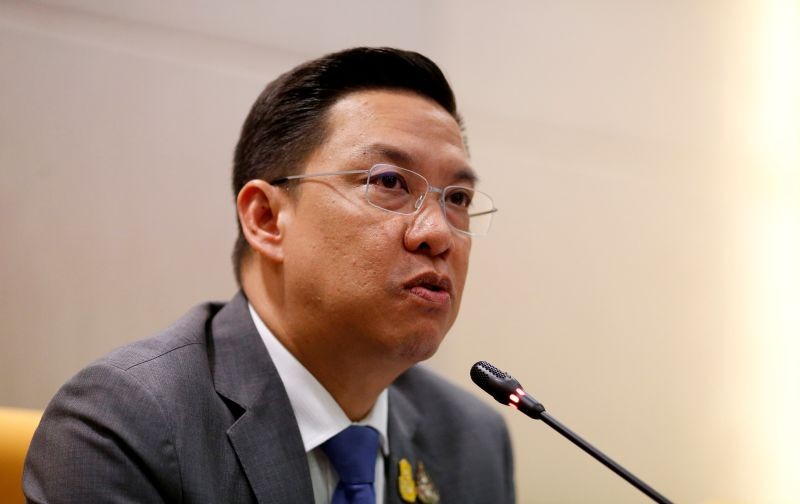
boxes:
[1,0,798,502]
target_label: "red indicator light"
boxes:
[509,394,520,403]
[516,388,526,397]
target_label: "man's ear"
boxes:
[236,180,291,263]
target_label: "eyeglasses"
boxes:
[270,164,497,236]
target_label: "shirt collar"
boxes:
[248,303,389,455]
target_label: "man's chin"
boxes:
[393,330,447,364]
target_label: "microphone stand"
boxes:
[471,361,673,503]
[538,411,673,504]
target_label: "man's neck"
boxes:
[242,273,409,421]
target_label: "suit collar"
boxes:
[210,291,314,504]
[250,302,391,455]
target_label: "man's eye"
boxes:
[446,189,473,208]
[372,173,409,192]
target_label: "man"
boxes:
[24,47,514,504]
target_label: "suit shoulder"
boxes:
[99,301,224,371]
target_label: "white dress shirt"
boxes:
[248,304,389,504]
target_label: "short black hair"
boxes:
[231,47,462,282]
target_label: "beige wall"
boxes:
[1,1,798,502]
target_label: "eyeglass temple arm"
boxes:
[469,208,499,217]
[269,169,369,185]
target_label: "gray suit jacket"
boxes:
[24,292,515,503]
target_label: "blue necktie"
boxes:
[321,425,380,504]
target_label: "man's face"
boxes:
[279,89,473,365]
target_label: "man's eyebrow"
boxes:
[362,143,479,185]
[454,168,479,185]
[362,143,415,167]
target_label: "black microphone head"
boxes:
[470,360,523,404]
[471,361,546,419]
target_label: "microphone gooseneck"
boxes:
[470,360,673,504]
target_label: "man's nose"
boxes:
[403,197,453,256]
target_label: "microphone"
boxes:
[470,361,673,504]
[469,360,546,419]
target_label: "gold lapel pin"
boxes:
[398,458,417,503]
[415,461,440,504]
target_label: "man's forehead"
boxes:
[327,90,463,141]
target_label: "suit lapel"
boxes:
[210,292,314,504]
[386,380,422,504]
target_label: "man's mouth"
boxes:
[404,273,453,305]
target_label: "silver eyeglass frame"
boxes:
[269,164,497,236]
